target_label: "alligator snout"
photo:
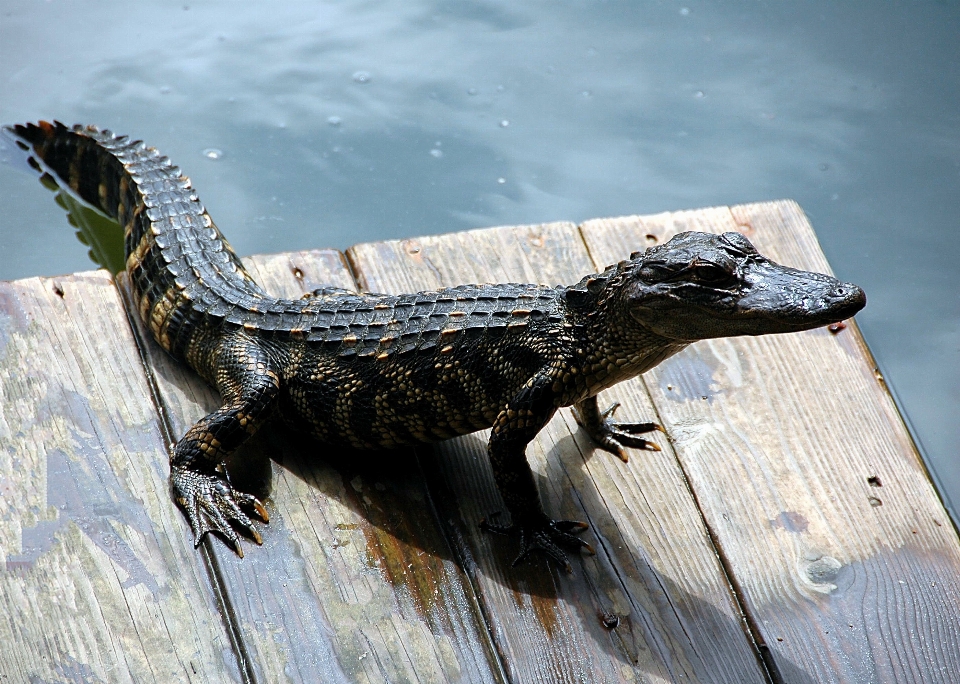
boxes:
[826,281,867,320]
[726,265,866,335]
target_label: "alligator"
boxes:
[11,121,866,570]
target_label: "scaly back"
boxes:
[11,122,567,366]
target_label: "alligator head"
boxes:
[625,231,866,341]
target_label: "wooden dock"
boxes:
[1,200,957,683]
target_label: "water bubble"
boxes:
[159,86,171,95]
[228,96,236,103]
[499,119,510,128]
[434,141,442,147]
[467,87,478,96]
[327,115,342,126]
[680,7,690,16]
[819,163,830,171]
[694,90,705,98]
[496,85,504,92]
[202,148,223,160]
[352,71,371,84]
[497,177,506,184]
[581,90,592,99]
[429,148,443,158]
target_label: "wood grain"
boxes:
[579,200,960,684]
[347,223,770,684]
[0,271,237,683]
[119,249,503,684]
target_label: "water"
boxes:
[0,1,957,519]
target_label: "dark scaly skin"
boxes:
[12,122,867,570]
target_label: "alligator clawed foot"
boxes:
[172,466,269,557]
[481,512,595,573]
[577,401,664,462]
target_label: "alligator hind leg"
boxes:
[171,332,279,556]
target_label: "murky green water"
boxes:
[1,1,957,519]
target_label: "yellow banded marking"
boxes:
[138,287,153,323]
[125,229,155,273]
[149,288,180,351]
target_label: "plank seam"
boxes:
[343,247,369,293]
[415,451,513,684]
[575,214,779,684]
[346,245,513,682]
[112,274,260,684]
[562,428,702,678]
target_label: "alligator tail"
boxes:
[10,121,264,360]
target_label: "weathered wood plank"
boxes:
[0,272,239,683]
[119,249,503,684]
[347,223,770,684]
[579,200,960,683]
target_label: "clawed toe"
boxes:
[581,402,664,461]
[173,466,268,556]
[617,421,665,434]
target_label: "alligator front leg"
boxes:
[481,374,595,572]
[573,395,664,462]
[172,332,276,556]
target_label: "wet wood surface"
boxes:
[0,272,237,683]
[1,200,957,683]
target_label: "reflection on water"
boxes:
[1,129,125,274]
[50,182,126,276]
[0,1,957,519]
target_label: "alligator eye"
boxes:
[639,264,675,282]
[689,265,732,285]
